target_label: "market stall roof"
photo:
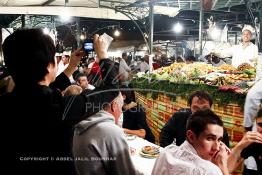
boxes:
[0,0,260,20]
[0,0,261,47]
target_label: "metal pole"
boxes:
[193,38,196,57]
[21,14,25,28]
[149,2,154,55]
[166,43,168,56]
[76,17,81,48]
[199,0,203,56]
[235,33,238,45]
[259,8,262,52]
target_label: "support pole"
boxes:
[76,17,81,48]
[235,32,238,45]
[149,2,154,55]
[21,14,25,28]
[199,0,203,56]
[259,8,262,52]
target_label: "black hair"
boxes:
[122,52,127,58]
[257,108,262,119]
[186,109,224,137]
[120,85,132,104]
[3,28,56,85]
[188,90,213,107]
[186,56,197,62]
[76,73,87,82]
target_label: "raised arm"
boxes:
[227,131,262,173]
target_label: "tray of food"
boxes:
[139,146,160,158]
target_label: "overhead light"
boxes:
[43,28,50,35]
[80,34,85,40]
[173,22,183,33]
[114,29,120,37]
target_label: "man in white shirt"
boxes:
[244,79,262,131]
[139,55,150,72]
[152,109,229,175]
[243,78,262,174]
[118,52,131,84]
[255,53,262,82]
[226,25,258,68]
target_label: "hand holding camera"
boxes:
[82,33,113,61]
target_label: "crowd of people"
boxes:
[0,25,261,175]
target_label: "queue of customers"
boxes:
[0,28,261,175]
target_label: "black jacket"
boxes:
[0,59,119,175]
[241,143,262,174]
[123,104,155,143]
[159,108,230,148]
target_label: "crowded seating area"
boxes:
[0,1,261,175]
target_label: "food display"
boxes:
[142,62,256,93]
[139,146,160,158]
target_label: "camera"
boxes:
[83,39,94,54]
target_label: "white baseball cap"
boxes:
[63,51,71,56]
[55,53,62,57]
[242,25,254,34]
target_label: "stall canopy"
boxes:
[0,0,261,20]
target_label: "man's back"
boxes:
[73,110,138,175]
[1,84,75,174]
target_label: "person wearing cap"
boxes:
[56,51,71,76]
[73,92,142,175]
[226,25,258,68]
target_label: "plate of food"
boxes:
[139,146,160,159]
[125,134,137,140]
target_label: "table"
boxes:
[126,136,163,175]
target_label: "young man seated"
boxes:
[152,109,230,175]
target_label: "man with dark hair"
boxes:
[152,109,230,175]
[76,73,95,90]
[228,108,262,175]
[0,28,119,175]
[120,86,155,143]
[160,90,229,147]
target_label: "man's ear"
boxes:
[122,94,126,100]
[111,101,116,112]
[186,130,196,143]
[47,63,55,73]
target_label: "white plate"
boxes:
[126,134,137,140]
